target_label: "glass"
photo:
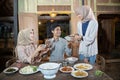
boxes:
[45,39,55,51]
[62,61,68,67]
[45,39,52,48]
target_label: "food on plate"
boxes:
[76,64,90,69]
[74,63,93,70]
[19,65,38,74]
[74,70,87,76]
[61,66,72,71]
[3,67,19,74]
[60,66,74,73]
[6,68,16,72]
[71,70,88,78]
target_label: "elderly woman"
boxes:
[16,27,49,64]
[74,6,98,64]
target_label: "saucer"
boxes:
[44,74,56,79]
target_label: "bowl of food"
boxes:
[3,67,18,74]
[38,62,61,79]
[60,66,74,73]
[65,57,78,64]
[19,65,38,75]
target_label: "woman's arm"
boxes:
[31,45,50,62]
[16,46,32,63]
[65,40,72,56]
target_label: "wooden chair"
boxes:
[5,47,17,68]
[5,58,17,68]
[96,55,105,71]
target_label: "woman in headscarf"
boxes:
[16,27,49,64]
[74,6,98,64]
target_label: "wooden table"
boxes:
[0,62,113,80]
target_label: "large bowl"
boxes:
[38,62,61,79]
[65,57,78,64]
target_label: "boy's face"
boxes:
[52,26,61,37]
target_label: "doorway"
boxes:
[38,14,70,44]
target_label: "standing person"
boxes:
[16,27,49,64]
[74,6,98,64]
[46,23,72,62]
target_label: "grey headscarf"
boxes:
[75,5,96,22]
[17,27,35,45]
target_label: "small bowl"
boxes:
[65,57,78,64]
[3,67,19,74]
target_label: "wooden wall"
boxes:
[18,13,38,44]
[96,0,120,53]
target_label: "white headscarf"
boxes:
[75,5,96,22]
[17,27,35,45]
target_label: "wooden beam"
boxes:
[106,59,120,63]
[13,0,18,46]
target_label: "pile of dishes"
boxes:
[59,63,93,78]
[3,62,93,79]
[71,63,93,78]
[3,65,38,75]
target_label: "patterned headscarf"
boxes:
[17,27,35,45]
[75,5,96,22]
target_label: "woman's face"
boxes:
[30,29,34,41]
[52,26,61,37]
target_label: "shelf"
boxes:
[97,3,120,6]
[97,11,120,14]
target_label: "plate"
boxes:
[60,66,74,73]
[3,67,19,74]
[73,63,93,70]
[19,65,38,75]
[71,70,88,78]
[64,36,72,41]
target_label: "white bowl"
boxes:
[38,62,61,79]
[65,57,78,64]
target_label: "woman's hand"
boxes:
[36,45,45,52]
[40,48,50,56]
[77,15,82,21]
[74,34,82,41]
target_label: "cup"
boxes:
[62,61,68,67]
